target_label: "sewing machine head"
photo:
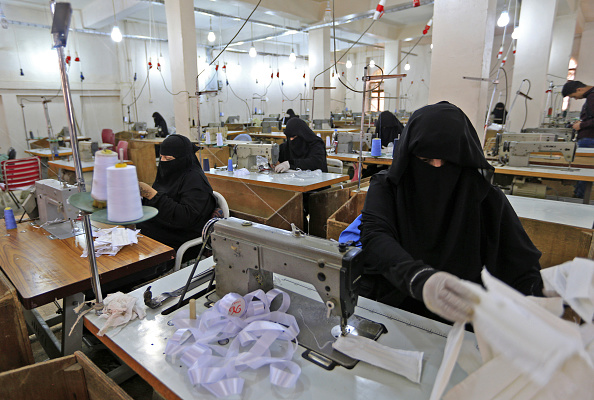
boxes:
[209,217,363,328]
[500,140,577,167]
[335,132,373,153]
[235,143,279,170]
[491,132,563,157]
[35,179,80,224]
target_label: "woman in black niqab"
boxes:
[153,112,169,138]
[137,135,215,260]
[374,111,405,147]
[279,118,328,172]
[360,102,543,322]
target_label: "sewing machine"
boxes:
[491,132,561,156]
[204,126,228,143]
[209,217,382,367]
[35,179,82,238]
[235,143,279,170]
[521,127,575,141]
[336,132,373,153]
[499,140,577,167]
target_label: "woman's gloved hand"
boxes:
[422,272,480,323]
[274,161,290,173]
[139,182,157,200]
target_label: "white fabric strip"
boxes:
[164,288,301,397]
[332,334,424,383]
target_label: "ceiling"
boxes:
[2,0,594,57]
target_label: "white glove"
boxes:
[275,161,290,173]
[422,272,480,323]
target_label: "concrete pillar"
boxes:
[507,0,558,132]
[309,27,331,121]
[164,0,197,139]
[384,40,401,113]
[548,14,577,86]
[429,0,497,138]
[576,23,594,83]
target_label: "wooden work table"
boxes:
[25,148,72,159]
[0,221,174,357]
[205,169,349,192]
[493,163,594,204]
[328,151,392,166]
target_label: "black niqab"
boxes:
[153,134,212,198]
[360,102,542,315]
[153,112,168,137]
[281,118,328,172]
[374,111,404,147]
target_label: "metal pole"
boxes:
[358,66,368,192]
[20,103,30,149]
[51,2,103,306]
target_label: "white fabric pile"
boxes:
[97,292,146,336]
[430,267,594,400]
[81,227,140,257]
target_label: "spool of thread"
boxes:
[203,158,210,172]
[216,132,224,147]
[106,164,143,222]
[205,131,211,144]
[316,133,322,137]
[91,150,118,201]
[4,207,17,230]
[227,157,234,172]
[325,136,331,147]
[370,138,382,157]
[393,138,399,157]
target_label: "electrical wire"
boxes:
[226,80,251,118]
[521,78,531,131]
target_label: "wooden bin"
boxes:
[128,139,157,184]
[0,351,132,400]
[308,178,371,238]
[207,178,304,231]
[326,191,368,240]
[0,270,34,373]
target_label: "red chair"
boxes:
[115,140,128,161]
[101,129,115,150]
[0,157,41,208]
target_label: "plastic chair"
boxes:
[173,191,230,271]
[115,140,128,160]
[234,133,252,142]
[0,157,41,209]
[327,158,343,174]
[101,129,115,150]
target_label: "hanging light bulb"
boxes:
[404,62,410,71]
[249,44,257,58]
[289,49,296,63]
[511,26,521,40]
[430,43,433,50]
[111,25,122,42]
[208,17,216,42]
[346,59,352,69]
[497,10,510,27]
[369,59,375,67]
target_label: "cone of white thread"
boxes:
[91,150,118,201]
[106,164,143,222]
[216,132,224,147]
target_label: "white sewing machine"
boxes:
[35,179,82,238]
[206,217,384,367]
[336,132,373,153]
[235,143,279,170]
[499,140,577,167]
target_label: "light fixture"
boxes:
[404,61,410,71]
[511,26,520,39]
[110,0,122,42]
[208,17,216,42]
[346,59,352,69]
[111,25,122,42]
[430,43,433,49]
[369,59,375,67]
[323,1,332,23]
[289,49,296,62]
[249,44,257,57]
[497,10,510,27]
